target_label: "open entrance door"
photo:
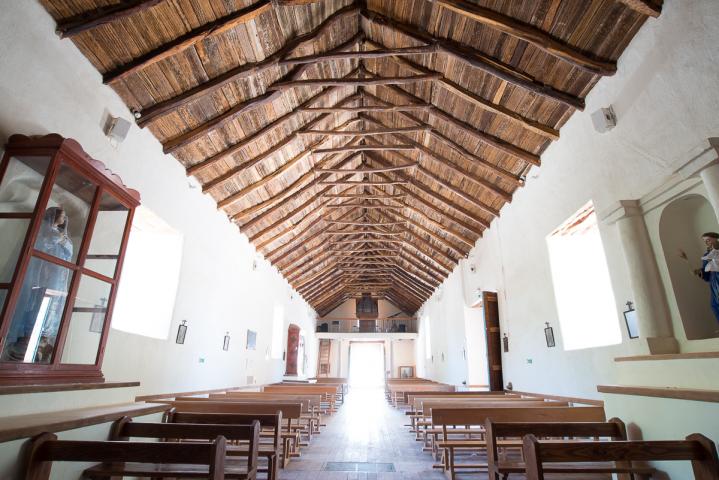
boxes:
[483,292,503,391]
[348,341,385,388]
[285,324,300,375]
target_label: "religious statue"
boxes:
[1,206,73,362]
[678,231,719,328]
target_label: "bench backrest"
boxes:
[412,397,543,412]
[187,395,313,413]
[522,433,719,480]
[431,406,605,427]
[405,391,518,403]
[112,417,260,475]
[426,401,569,418]
[23,432,226,480]
[485,418,627,475]
[214,392,323,409]
[171,400,302,419]
[166,410,282,449]
[264,385,340,396]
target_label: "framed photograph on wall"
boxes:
[398,366,415,378]
[246,330,257,350]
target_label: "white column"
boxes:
[604,201,678,354]
[678,137,719,222]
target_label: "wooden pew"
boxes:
[23,431,228,479]
[523,432,719,480]
[262,385,340,412]
[431,405,606,480]
[105,416,260,480]
[206,394,319,440]
[387,383,455,407]
[167,410,282,480]
[171,401,303,467]
[485,418,656,480]
[418,400,569,455]
[212,392,323,435]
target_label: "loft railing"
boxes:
[316,317,417,333]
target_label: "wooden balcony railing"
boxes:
[316,317,417,333]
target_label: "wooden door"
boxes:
[483,292,503,391]
[285,324,300,375]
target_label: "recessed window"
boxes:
[546,201,621,350]
[111,207,183,339]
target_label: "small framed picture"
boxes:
[176,320,188,344]
[398,366,414,378]
[246,329,257,350]
[623,308,639,339]
[89,306,105,334]
[223,332,230,351]
[544,322,555,348]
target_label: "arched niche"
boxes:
[659,194,719,340]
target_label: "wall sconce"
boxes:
[176,320,188,344]
[544,322,555,348]
[502,333,509,352]
[623,301,639,339]
[441,352,445,362]
[223,332,230,351]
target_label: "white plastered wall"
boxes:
[413,1,719,477]
[0,0,318,419]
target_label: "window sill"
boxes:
[0,380,139,396]
[614,351,719,362]
[0,401,168,442]
[597,384,719,403]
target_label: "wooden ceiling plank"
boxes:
[270,73,440,91]
[314,144,415,154]
[299,126,428,137]
[281,44,439,66]
[103,1,274,84]
[430,0,616,75]
[361,8,585,110]
[55,0,166,38]
[300,104,431,113]
[323,193,407,199]
[236,149,363,227]
[319,180,408,186]
[361,90,522,189]
[136,5,359,126]
[364,39,559,141]
[613,0,662,17]
[377,208,466,258]
[365,152,490,230]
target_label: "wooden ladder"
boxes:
[317,339,331,376]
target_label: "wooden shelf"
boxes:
[0,381,139,396]
[614,351,719,362]
[0,402,169,442]
[597,385,719,403]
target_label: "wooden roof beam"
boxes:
[323,193,406,199]
[270,74,440,91]
[428,0,616,75]
[281,44,438,66]
[299,126,428,137]
[613,0,662,17]
[360,90,521,191]
[136,5,360,126]
[377,207,466,258]
[362,68,540,166]
[365,152,490,230]
[363,39,559,141]
[238,149,363,229]
[361,9,584,110]
[300,104,431,113]
[313,144,415,154]
[55,0,165,38]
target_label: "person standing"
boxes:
[679,232,719,326]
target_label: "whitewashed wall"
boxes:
[414,1,719,477]
[0,0,318,417]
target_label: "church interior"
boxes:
[0,0,718,478]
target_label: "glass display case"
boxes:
[0,134,140,384]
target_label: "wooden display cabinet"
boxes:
[0,134,140,385]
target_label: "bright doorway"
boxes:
[348,341,385,388]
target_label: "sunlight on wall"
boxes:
[270,305,284,359]
[423,315,431,358]
[112,207,183,339]
[546,202,621,350]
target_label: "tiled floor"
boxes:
[281,386,448,480]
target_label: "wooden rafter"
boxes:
[300,104,431,113]
[614,0,662,17]
[361,9,585,110]
[270,73,440,91]
[299,126,428,137]
[55,0,166,38]
[135,5,359,127]
[313,144,415,154]
[281,44,438,66]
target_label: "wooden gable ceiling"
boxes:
[38,0,661,316]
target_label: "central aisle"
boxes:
[282,387,446,480]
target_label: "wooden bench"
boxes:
[213,392,323,435]
[263,385,341,411]
[167,410,282,480]
[23,431,228,479]
[431,405,606,479]
[170,401,303,467]
[106,416,260,480]
[523,432,719,480]
[485,418,656,480]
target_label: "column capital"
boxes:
[676,137,719,179]
[599,200,642,225]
